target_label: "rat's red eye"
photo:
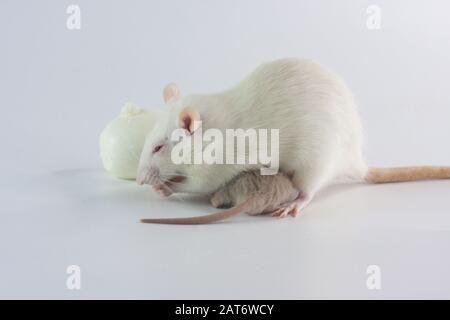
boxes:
[152,145,163,154]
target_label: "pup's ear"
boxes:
[163,83,180,103]
[179,106,201,134]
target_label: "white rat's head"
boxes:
[136,83,216,195]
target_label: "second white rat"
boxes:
[141,170,298,224]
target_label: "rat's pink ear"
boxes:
[179,106,201,134]
[163,83,180,103]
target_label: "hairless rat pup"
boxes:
[137,58,450,222]
[141,171,298,224]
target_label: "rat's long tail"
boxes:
[140,199,251,225]
[365,166,450,183]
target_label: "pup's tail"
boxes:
[365,166,450,183]
[140,199,250,225]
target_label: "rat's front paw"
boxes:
[153,184,172,197]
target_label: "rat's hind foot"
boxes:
[270,193,311,219]
[271,201,300,218]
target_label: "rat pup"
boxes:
[137,58,450,219]
[141,171,298,224]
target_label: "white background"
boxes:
[1,0,450,299]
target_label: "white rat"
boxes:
[137,58,450,218]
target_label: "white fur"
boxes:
[138,58,368,200]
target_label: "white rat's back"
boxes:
[199,58,367,193]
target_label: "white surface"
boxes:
[1,0,450,299]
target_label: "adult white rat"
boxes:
[137,58,450,218]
